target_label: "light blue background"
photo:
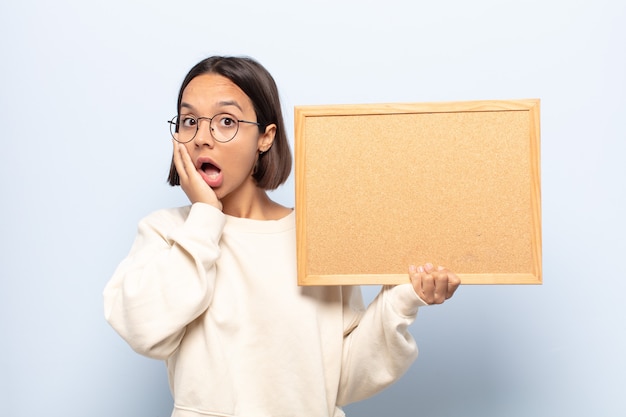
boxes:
[1,1,624,416]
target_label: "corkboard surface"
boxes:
[295,100,541,285]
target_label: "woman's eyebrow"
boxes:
[180,100,244,113]
[180,102,196,112]
[217,100,243,112]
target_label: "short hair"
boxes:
[167,56,292,190]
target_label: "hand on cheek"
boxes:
[172,141,223,210]
[409,263,461,305]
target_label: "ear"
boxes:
[257,123,276,153]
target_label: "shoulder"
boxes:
[140,205,192,227]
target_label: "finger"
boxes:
[445,269,461,299]
[432,270,448,304]
[172,141,187,182]
[409,265,428,304]
[178,142,196,178]
[420,265,435,303]
[437,266,461,300]
[178,142,202,189]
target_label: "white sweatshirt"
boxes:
[103,203,427,417]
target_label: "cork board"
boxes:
[295,99,541,285]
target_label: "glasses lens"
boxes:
[170,115,197,143]
[210,113,239,143]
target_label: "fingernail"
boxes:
[418,266,425,273]
[409,265,416,273]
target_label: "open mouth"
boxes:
[196,158,223,187]
[201,162,221,179]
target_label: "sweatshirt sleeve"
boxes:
[103,203,225,360]
[336,283,427,406]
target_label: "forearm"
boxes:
[103,203,225,359]
[337,284,426,405]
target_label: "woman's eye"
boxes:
[218,115,237,128]
[181,117,197,128]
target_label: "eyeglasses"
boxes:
[168,113,261,143]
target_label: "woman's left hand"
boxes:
[409,263,461,305]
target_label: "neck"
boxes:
[221,186,289,220]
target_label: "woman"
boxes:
[104,55,460,417]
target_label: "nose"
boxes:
[193,118,215,148]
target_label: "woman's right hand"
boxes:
[172,141,223,211]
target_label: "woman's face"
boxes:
[178,73,275,202]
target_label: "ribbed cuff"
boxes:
[387,284,428,318]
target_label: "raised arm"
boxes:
[337,264,460,405]
[103,203,225,359]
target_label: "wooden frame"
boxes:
[295,99,541,285]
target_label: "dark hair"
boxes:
[167,56,292,190]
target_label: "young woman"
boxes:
[104,56,460,417]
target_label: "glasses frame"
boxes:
[168,113,262,144]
